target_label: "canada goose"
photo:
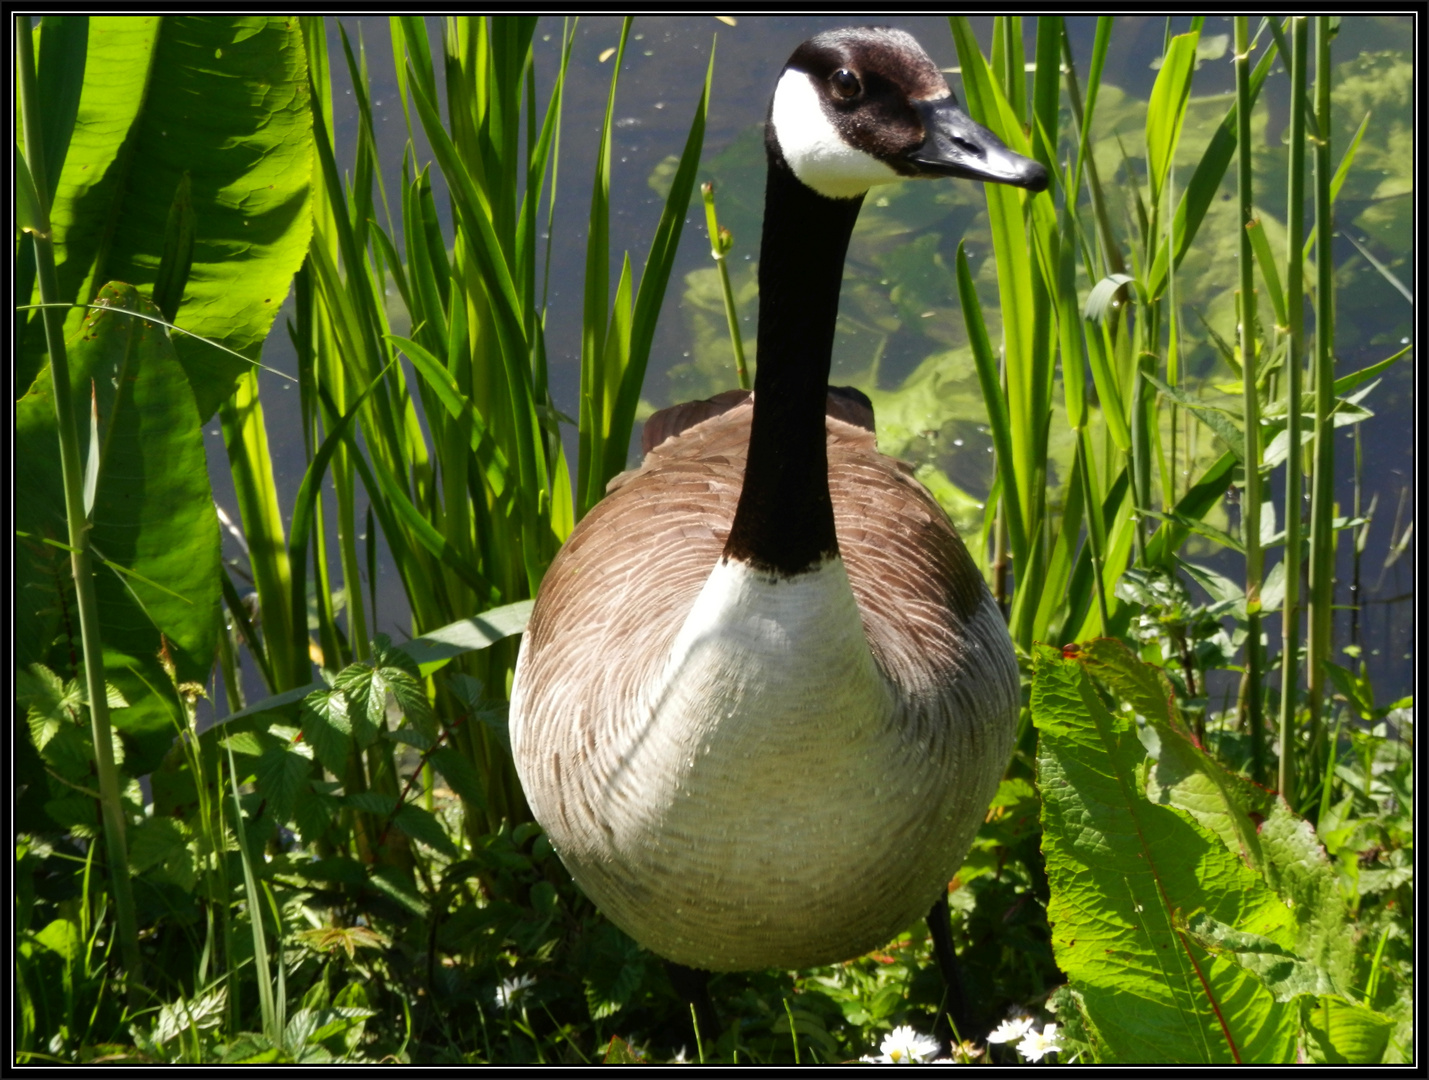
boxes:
[510,24,1045,1006]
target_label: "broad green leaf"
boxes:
[1183,913,1337,1000]
[16,150,47,239]
[1035,644,1298,1062]
[18,16,313,419]
[1075,637,1175,724]
[1258,805,1358,997]
[34,16,90,195]
[35,918,83,963]
[15,284,220,773]
[1081,637,1272,871]
[1302,995,1394,1064]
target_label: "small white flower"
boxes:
[986,1015,1034,1044]
[495,973,536,1008]
[878,1024,941,1063]
[1017,1022,1062,1062]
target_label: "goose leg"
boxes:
[926,892,970,1045]
[664,960,721,1051]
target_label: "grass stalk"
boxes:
[224,737,283,1044]
[1278,16,1309,800]
[1234,17,1266,784]
[16,15,142,1003]
[1306,16,1338,771]
[700,181,749,390]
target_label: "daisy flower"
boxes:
[1017,1022,1063,1062]
[495,973,536,1008]
[985,1015,1034,1044]
[863,1024,940,1063]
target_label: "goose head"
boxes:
[767,26,1049,200]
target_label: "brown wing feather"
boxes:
[522,391,988,728]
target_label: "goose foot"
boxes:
[926,892,970,1049]
[664,960,721,1054]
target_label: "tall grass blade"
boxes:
[1278,17,1310,801]
[223,737,278,1041]
[601,42,716,490]
[578,18,631,516]
[1235,16,1266,785]
[1305,16,1339,781]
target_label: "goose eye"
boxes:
[830,69,861,99]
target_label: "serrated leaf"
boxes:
[253,742,312,824]
[301,688,352,777]
[582,923,647,1021]
[1182,913,1337,1000]
[367,864,426,917]
[1257,805,1358,998]
[294,856,365,888]
[150,985,227,1046]
[1076,638,1174,725]
[388,727,434,752]
[1034,644,1298,1063]
[221,730,269,759]
[1140,718,1272,873]
[429,746,486,809]
[346,791,398,816]
[291,781,339,848]
[393,804,458,858]
[127,815,190,874]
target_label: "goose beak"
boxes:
[907,97,1049,193]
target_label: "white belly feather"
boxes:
[514,554,1003,971]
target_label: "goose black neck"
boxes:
[724,162,864,576]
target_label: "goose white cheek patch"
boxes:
[770,69,901,199]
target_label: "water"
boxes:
[204,16,1414,715]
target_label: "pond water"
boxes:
[204,15,1414,716]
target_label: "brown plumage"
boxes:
[512,392,1017,969]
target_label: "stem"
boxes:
[1278,17,1308,800]
[1235,18,1265,784]
[700,182,749,390]
[1306,16,1337,780]
[1076,431,1110,634]
[17,16,144,1002]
